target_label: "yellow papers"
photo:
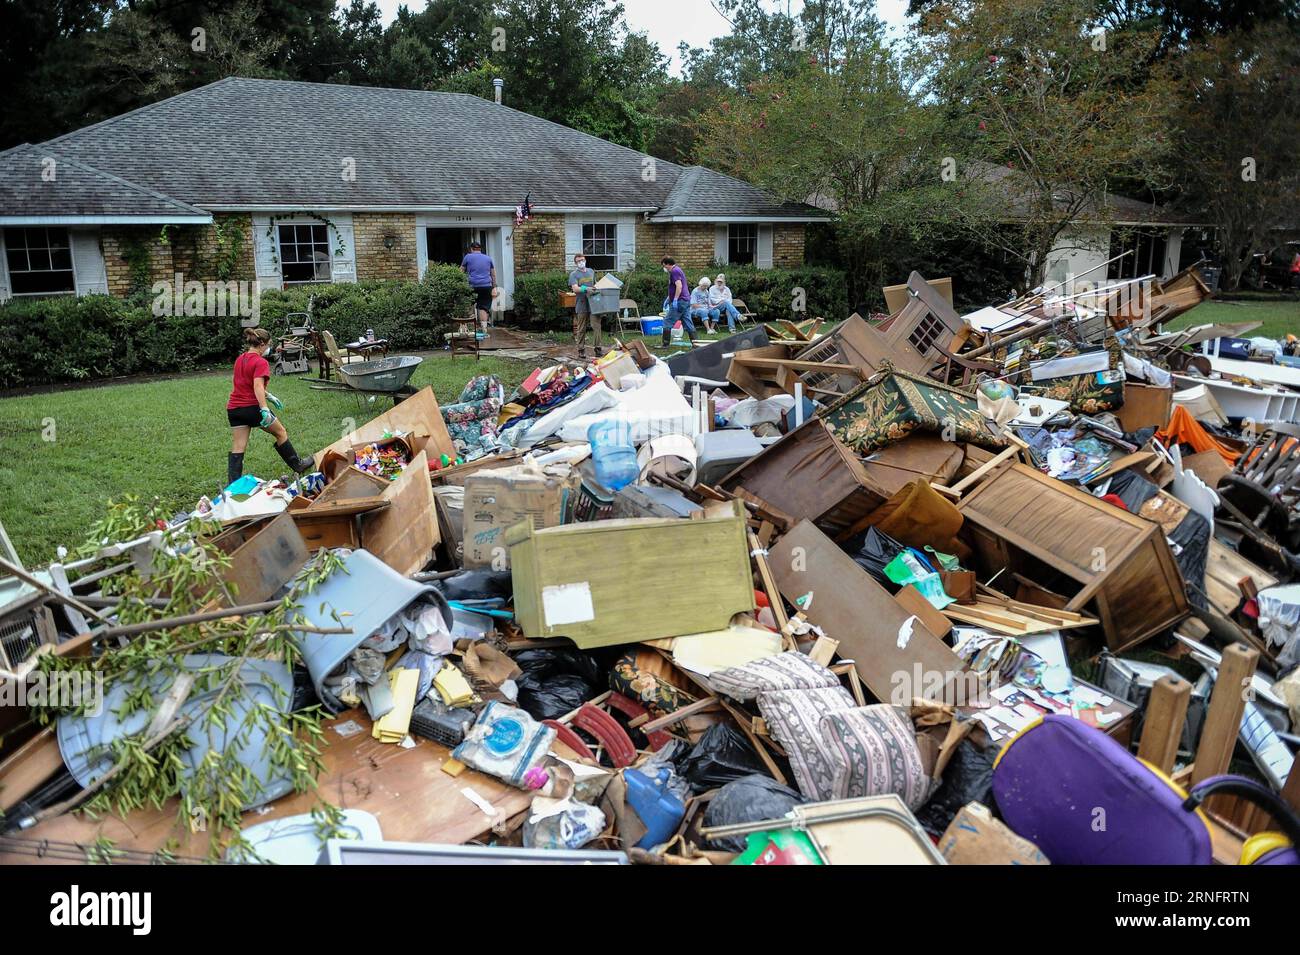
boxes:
[669,624,782,676]
[373,668,419,743]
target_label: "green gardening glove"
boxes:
[259,408,276,429]
[266,392,284,411]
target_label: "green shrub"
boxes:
[0,294,147,387]
[512,270,573,327]
[509,265,849,329]
[620,266,848,324]
[259,272,472,351]
[0,273,479,389]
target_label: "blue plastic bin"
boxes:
[640,317,664,336]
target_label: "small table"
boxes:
[345,338,389,361]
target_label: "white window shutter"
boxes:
[714,225,729,265]
[0,231,11,302]
[564,216,583,261]
[617,213,636,271]
[252,215,282,291]
[70,229,108,295]
[330,213,356,284]
[756,225,773,269]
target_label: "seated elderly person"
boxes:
[709,273,741,333]
[690,276,721,334]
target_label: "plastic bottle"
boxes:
[587,420,638,491]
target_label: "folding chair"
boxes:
[616,298,642,333]
[731,298,758,329]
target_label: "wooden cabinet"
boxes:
[958,463,1189,652]
[506,500,755,648]
[719,420,890,541]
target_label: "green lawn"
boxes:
[1164,297,1300,339]
[0,354,529,565]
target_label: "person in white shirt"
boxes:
[709,273,741,333]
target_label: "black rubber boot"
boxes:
[227,452,244,488]
[275,439,314,474]
[661,328,671,347]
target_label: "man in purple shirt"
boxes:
[460,241,496,331]
[661,256,696,347]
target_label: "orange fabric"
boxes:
[1157,405,1239,466]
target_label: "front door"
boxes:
[425,227,486,267]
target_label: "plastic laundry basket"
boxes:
[290,549,452,713]
[57,654,296,810]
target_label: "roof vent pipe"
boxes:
[493,78,503,105]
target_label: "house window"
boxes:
[728,224,757,266]
[4,227,75,295]
[1108,228,1167,281]
[277,223,331,284]
[581,223,618,271]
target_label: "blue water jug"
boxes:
[624,767,686,849]
[587,420,638,491]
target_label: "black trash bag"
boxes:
[1104,468,1159,513]
[851,526,908,586]
[680,724,769,793]
[512,648,605,689]
[915,739,997,836]
[703,775,806,853]
[437,569,513,602]
[515,673,595,722]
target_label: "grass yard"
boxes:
[0,354,529,565]
[1164,297,1300,339]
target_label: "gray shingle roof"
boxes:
[968,161,1203,227]
[0,143,211,223]
[653,166,817,219]
[32,77,823,219]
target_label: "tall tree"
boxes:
[923,0,1171,286]
[1162,23,1300,289]
[695,12,979,307]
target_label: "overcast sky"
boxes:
[362,0,915,73]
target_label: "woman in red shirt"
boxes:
[226,327,314,488]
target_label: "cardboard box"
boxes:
[939,802,1049,865]
[462,464,579,568]
[1116,382,1174,432]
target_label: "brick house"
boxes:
[0,77,825,307]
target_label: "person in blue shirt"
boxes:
[460,241,496,331]
[690,276,720,334]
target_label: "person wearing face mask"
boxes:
[568,251,599,359]
[661,256,695,347]
[225,326,314,488]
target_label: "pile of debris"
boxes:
[2,263,1298,866]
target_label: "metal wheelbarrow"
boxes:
[337,355,423,393]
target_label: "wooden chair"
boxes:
[445,311,480,360]
[318,330,366,381]
[731,298,758,329]
[616,298,642,333]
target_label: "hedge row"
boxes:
[0,266,473,389]
[513,265,849,329]
[258,265,473,350]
